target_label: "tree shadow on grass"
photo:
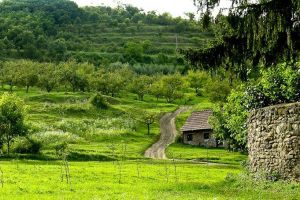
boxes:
[0,152,115,162]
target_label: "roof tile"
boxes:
[181,110,213,131]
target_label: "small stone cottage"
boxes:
[181,110,222,147]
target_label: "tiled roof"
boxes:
[181,110,213,132]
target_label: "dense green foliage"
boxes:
[0,93,27,154]
[210,63,300,149]
[246,63,300,108]
[185,0,300,80]
[0,0,212,69]
[184,0,300,151]
[90,93,109,109]
[0,60,200,104]
[11,136,42,154]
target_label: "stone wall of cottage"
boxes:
[248,102,300,180]
[183,130,216,147]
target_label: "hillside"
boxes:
[1,0,298,199]
[0,0,213,69]
[0,88,298,199]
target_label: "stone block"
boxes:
[248,102,300,181]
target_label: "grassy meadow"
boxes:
[0,87,299,199]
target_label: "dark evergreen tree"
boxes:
[184,0,300,80]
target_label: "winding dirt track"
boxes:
[144,107,188,159]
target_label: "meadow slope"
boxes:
[0,88,299,199]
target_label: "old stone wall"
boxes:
[248,102,300,180]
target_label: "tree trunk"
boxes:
[46,85,52,93]
[9,82,13,92]
[286,26,293,58]
[26,85,29,93]
[139,94,144,101]
[147,124,150,135]
[6,136,10,155]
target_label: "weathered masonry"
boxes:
[248,102,300,180]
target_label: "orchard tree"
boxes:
[38,63,58,92]
[161,73,187,103]
[49,38,67,61]
[0,61,19,92]
[142,112,157,135]
[205,77,231,103]
[150,79,164,101]
[0,93,27,154]
[124,42,144,63]
[90,68,107,93]
[16,60,39,93]
[187,70,208,96]
[129,75,153,101]
[92,67,133,97]
[58,61,94,92]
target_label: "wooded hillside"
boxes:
[0,0,213,68]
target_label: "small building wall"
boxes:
[248,102,300,180]
[183,130,216,147]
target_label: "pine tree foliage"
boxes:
[186,0,300,80]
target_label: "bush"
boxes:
[205,78,231,103]
[12,137,42,154]
[210,63,300,150]
[0,93,28,154]
[210,88,249,150]
[57,117,136,138]
[246,63,300,108]
[90,93,109,109]
[33,131,82,148]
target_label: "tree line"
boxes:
[0,60,229,104]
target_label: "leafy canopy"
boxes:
[186,0,300,80]
[0,93,27,154]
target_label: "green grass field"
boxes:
[0,88,299,199]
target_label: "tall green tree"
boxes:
[185,0,300,80]
[92,67,133,97]
[49,38,67,61]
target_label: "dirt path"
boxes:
[144,107,188,159]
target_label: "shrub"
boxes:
[33,131,82,148]
[56,118,136,138]
[90,93,109,109]
[205,78,231,103]
[210,63,300,150]
[12,137,42,154]
[187,70,208,96]
[0,93,27,154]
[210,88,249,150]
[246,63,300,108]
